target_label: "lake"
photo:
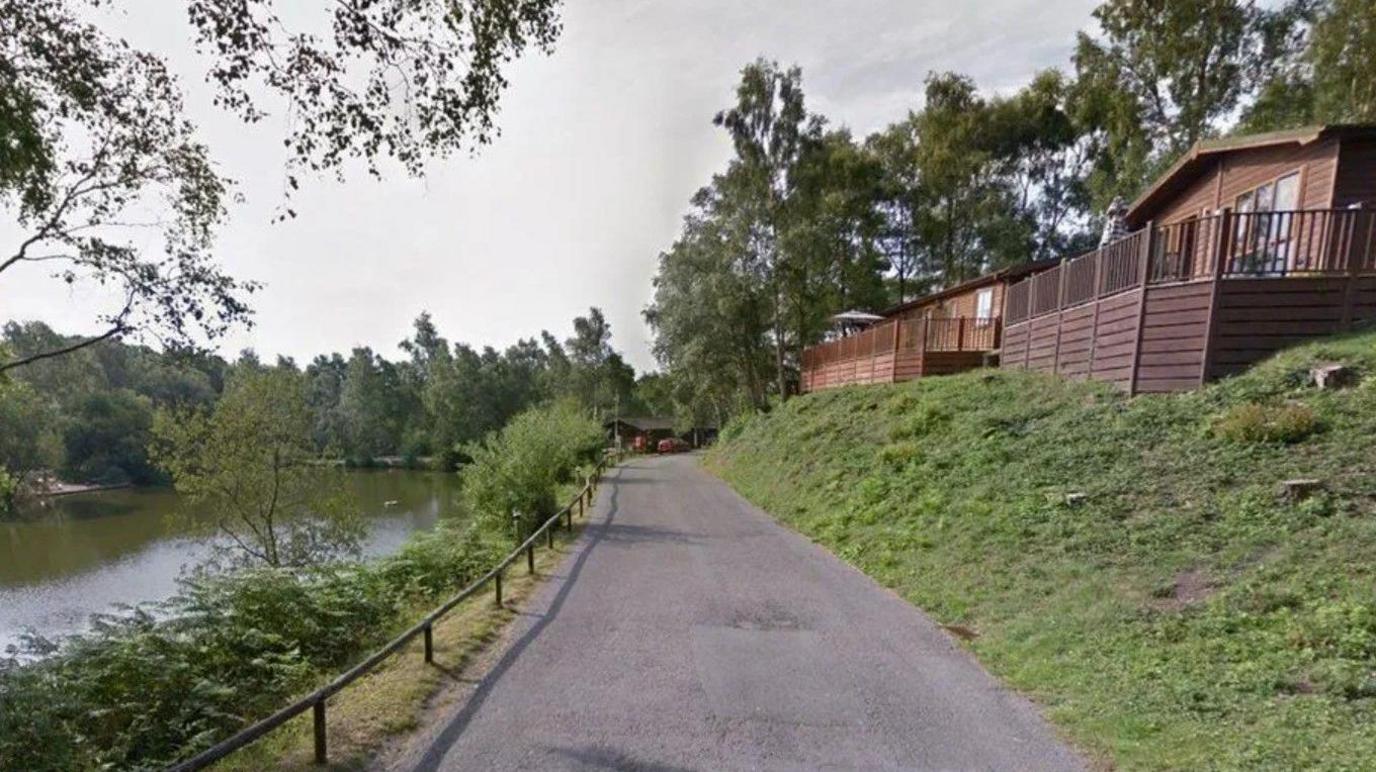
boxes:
[0,469,465,651]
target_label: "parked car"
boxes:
[656,437,689,454]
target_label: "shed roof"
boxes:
[1125,124,1376,226]
[605,416,676,432]
[881,259,1058,318]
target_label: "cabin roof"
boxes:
[1125,124,1376,226]
[605,416,676,432]
[881,259,1058,318]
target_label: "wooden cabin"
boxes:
[605,417,676,452]
[1001,125,1376,393]
[800,264,1047,392]
[604,417,717,451]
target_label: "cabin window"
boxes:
[974,288,994,326]
[1233,171,1300,274]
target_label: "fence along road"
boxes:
[393,454,1085,771]
[167,456,615,771]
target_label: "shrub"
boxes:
[0,515,507,771]
[1212,402,1320,444]
[460,399,604,538]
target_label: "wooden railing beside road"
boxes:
[167,453,618,771]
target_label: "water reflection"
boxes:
[0,469,464,648]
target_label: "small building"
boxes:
[605,417,676,452]
[1001,125,1376,393]
[604,418,718,452]
[800,263,1050,392]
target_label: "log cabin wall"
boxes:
[1333,138,1376,208]
[889,281,1003,323]
[1142,139,1340,227]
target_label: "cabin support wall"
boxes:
[1003,272,1376,393]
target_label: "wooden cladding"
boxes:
[801,316,999,393]
[1002,272,1376,394]
[1002,289,1142,391]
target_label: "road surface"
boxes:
[395,454,1083,771]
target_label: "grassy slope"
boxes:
[709,333,1376,770]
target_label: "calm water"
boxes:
[0,470,464,650]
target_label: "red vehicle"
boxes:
[656,437,689,454]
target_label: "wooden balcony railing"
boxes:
[802,316,1001,369]
[1005,206,1376,325]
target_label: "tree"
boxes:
[782,129,889,358]
[152,368,362,567]
[866,124,929,303]
[460,399,603,539]
[1072,0,1290,207]
[564,307,635,417]
[337,347,406,462]
[1242,0,1376,130]
[184,0,562,190]
[986,71,1098,260]
[646,173,775,415]
[3,0,563,372]
[714,59,825,399]
[1,0,257,373]
[62,390,162,485]
[905,73,1036,283]
[0,379,62,509]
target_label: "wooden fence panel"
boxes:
[1135,283,1211,392]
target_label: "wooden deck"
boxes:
[801,317,998,392]
[1001,207,1376,393]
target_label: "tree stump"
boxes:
[1279,479,1323,503]
[1310,363,1354,390]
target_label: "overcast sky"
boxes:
[1,0,1099,373]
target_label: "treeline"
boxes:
[0,307,657,506]
[646,0,1376,420]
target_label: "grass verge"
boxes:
[708,332,1376,770]
[215,518,586,771]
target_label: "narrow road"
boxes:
[397,455,1083,771]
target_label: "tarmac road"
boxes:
[396,454,1084,771]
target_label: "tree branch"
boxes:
[0,323,128,374]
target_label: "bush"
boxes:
[1212,402,1320,444]
[0,515,505,771]
[460,399,604,539]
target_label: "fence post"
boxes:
[890,320,901,383]
[526,541,535,574]
[918,318,929,375]
[494,570,503,608]
[1340,204,1368,330]
[546,524,554,549]
[423,622,434,663]
[956,317,966,351]
[1127,220,1156,395]
[1199,208,1232,385]
[1051,262,1070,374]
[313,699,327,765]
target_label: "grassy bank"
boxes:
[709,332,1376,769]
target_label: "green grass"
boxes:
[708,332,1376,770]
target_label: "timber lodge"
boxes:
[801,125,1376,395]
